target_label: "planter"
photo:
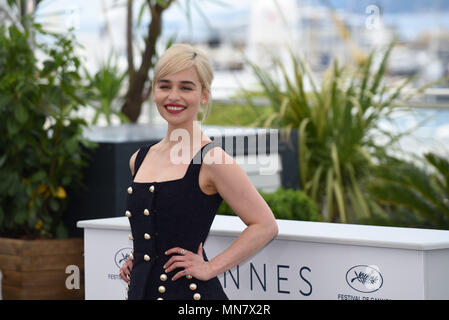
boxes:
[0,237,84,300]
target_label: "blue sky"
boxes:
[35,0,250,40]
[35,0,449,42]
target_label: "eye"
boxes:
[182,87,193,91]
[159,85,170,89]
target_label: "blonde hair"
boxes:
[152,44,214,124]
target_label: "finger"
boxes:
[165,247,190,256]
[165,247,182,256]
[197,242,203,257]
[124,261,133,273]
[120,269,130,283]
[172,269,190,281]
[163,255,186,270]
[165,261,189,274]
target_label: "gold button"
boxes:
[189,283,197,291]
[127,187,133,194]
[125,210,132,218]
[158,285,166,293]
[128,234,134,240]
[144,233,151,240]
[160,274,168,281]
[144,209,150,216]
[129,253,134,260]
[144,254,150,261]
[193,293,201,300]
[149,185,155,192]
[186,275,192,279]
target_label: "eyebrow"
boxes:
[158,79,197,86]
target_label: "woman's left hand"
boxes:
[164,242,213,281]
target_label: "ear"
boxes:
[201,89,210,105]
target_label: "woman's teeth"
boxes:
[166,106,186,110]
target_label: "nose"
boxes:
[167,88,181,102]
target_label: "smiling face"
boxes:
[153,66,208,126]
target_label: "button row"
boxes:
[124,184,155,301]
[128,232,153,241]
[125,208,153,217]
[156,273,201,300]
[127,184,155,194]
[127,253,151,262]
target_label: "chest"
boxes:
[134,152,217,195]
[135,153,187,182]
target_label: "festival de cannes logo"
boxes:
[346,265,383,293]
[114,248,133,269]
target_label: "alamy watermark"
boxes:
[365,5,381,30]
[65,265,80,290]
[168,123,279,176]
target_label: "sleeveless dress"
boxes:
[125,140,229,300]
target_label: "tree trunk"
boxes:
[126,0,134,81]
[121,2,171,123]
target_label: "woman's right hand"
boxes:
[120,250,133,283]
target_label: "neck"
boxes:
[162,120,207,150]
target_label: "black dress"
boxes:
[126,140,228,300]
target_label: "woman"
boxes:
[119,44,278,300]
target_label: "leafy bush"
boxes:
[217,187,321,222]
[0,23,96,239]
[362,152,449,230]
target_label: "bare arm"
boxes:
[203,147,278,278]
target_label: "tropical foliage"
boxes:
[242,42,430,224]
[364,152,449,229]
[83,54,129,125]
[0,22,96,239]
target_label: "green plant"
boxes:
[217,187,321,222]
[364,153,449,230]
[243,42,429,224]
[0,23,96,239]
[84,53,129,125]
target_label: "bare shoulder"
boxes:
[203,146,236,168]
[202,146,244,181]
[129,149,139,176]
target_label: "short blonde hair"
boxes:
[152,44,214,123]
